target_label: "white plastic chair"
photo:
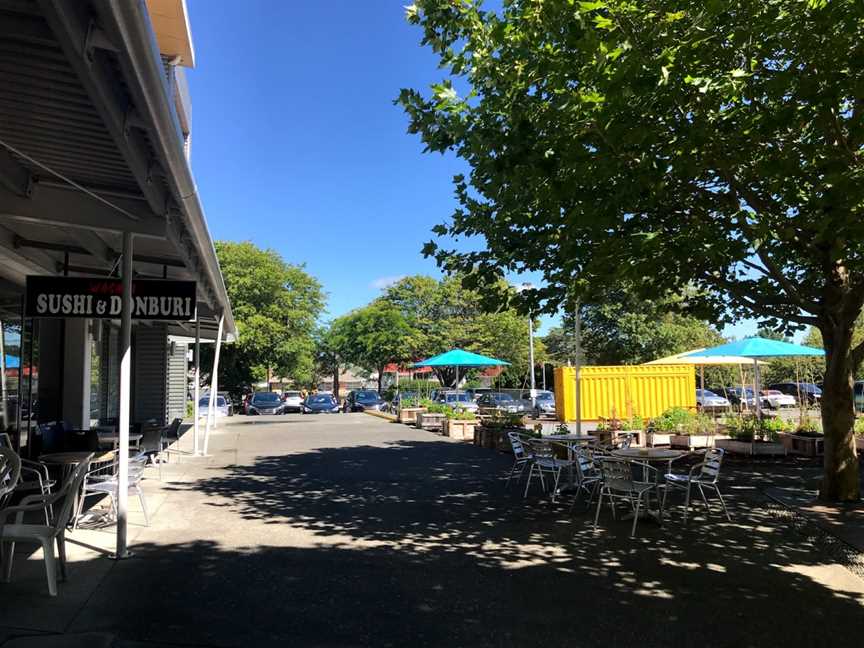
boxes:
[662,447,731,523]
[0,433,55,523]
[505,431,534,488]
[523,439,573,502]
[0,453,92,596]
[0,447,22,509]
[593,457,660,538]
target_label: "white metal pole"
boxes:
[115,231,133,559]
[754,358,762,418]
[528,313,536,409]
[203,314,224,455]
[193,317,200,455]
[574,299,582,435]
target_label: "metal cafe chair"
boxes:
[593,457,660,538]
[523,438,573,502]
[662,447,731,523]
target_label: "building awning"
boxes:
[0,0,234,341]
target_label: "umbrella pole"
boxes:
[753,358,761,456]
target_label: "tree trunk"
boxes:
[819,323,860,502]
[332,365,340,401]
[377,366,384,394]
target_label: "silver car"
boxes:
[523,390,556,417]
[282,390,304,413]
[199,394,230,418]
[436,391,479,413]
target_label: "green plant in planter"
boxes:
[620,415,644,432]
[724,414,759,441]
[794,418,823,437]
[445,408,476,421]
[654,407,696,432]
[482,412,526,429]
[759,416,793,442]
[854,417,864,437]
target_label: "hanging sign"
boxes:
[25,276,197,320]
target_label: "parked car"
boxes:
[768,382,822,406]
[695,388,731,412]
[855,381,864,413]
[467,388,494,402]
[435,390,479,413]
[217,391,234,416]
[759,389,797,409]
[343,390,387,412]
[246,391,285,415]
[521,390,556,417]
[302,393,341,414]
[198,394,230,418]
[282,390,304,413]
[476,392,528,414]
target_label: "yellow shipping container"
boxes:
[554,365,696,422]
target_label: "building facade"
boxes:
[0,0,235,454]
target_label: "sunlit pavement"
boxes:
[1,414,863,647]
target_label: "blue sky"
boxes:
[185,1,758,338]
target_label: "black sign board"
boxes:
[25,276,197,321]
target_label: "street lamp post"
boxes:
[517,282,537,411]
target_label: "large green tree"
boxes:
[213,241,325,390]
[380,275,544,387]
[330,303,415,392]
[544,289,725,366]
[401,0,864,500]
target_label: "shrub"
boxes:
[654,407,696,432]
[481,412,526,429]
[444,408,476,421]
[855,417,864,437]
[795,418,823,436]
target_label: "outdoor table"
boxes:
[97,431,143,450]
[39,451,115,528]
[610,448,687,521]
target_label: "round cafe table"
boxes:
[39,450,114,481]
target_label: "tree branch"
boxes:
[703,272,820,326]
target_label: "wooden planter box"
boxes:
[398,407,426,425]
[473,426,520,453]
[647,432,671,447]
[443,419,475,441]
[715,438,786,456]
[670,434,718,450]
[416,412,445,431]
[780,433,825,457]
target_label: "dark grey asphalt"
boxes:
[1,414,862,647]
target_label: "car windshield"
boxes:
[355,391,379,402]
[535,392,553,400]
[699,390,718,397]
[284,392,301,398]
[494,393,513,401]
[762,390,782,395]
[252,393,281,403]
[309,395,334,404]
[199,397,226,407]
[445,393,470,402]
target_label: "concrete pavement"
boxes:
[1,414,863,647]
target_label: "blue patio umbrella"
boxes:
[685,337,824,416]
[413,349,510,388]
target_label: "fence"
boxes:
[554,365,696,422]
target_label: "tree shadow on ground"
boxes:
[164,440,864,647]
[2,441,863,647]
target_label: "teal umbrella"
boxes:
[685,337,824,417]
[413,349,510,388]
[684,337,824,359]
